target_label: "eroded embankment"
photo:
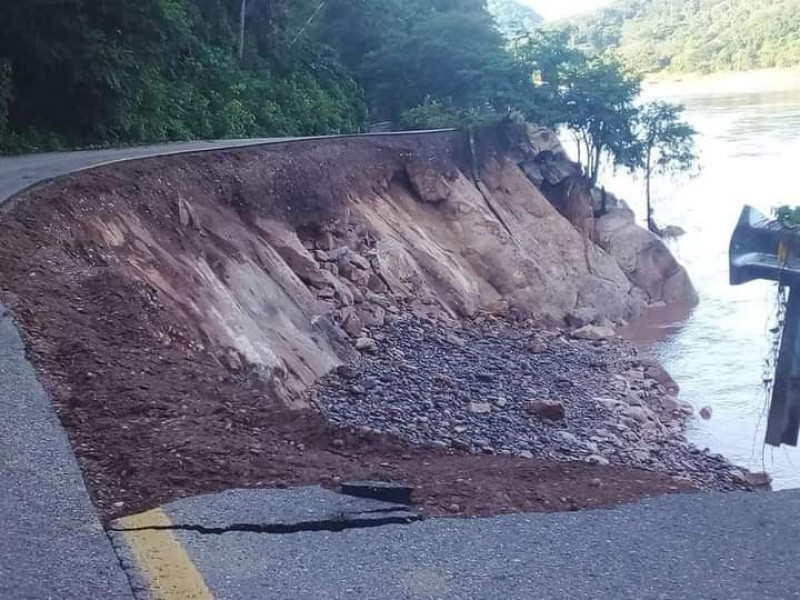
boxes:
[0,129,726,521]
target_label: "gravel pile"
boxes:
[312,316,749,491]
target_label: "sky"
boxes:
[518,0,614,21]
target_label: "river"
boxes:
[604,70,800,489]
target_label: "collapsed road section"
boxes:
[0,126,752,530]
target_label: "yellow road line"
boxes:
[118,509,213,600]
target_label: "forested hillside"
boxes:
[0,0,539,152]
[567,0,800,74]
[487,0,543,38]
[0,0,698,203]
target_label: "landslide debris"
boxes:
[313,315,746,492]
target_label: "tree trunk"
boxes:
[590,144,601,186]
[645,147,655,233]
[239,0,248,63]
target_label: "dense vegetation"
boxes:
[0,0,367,152]
[566,0,800,74]
[487,0,543,39]
[0,0,697,204]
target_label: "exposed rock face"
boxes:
[0,126,692,397]
[595,206,699,306]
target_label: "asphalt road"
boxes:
[154,487,800,600]
[0,138,280,201]
[0,311,134,599]
[3,135,799,600]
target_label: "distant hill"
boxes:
[488,0,543,38]
[566,0,800,74]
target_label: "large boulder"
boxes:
[595,207,698,306]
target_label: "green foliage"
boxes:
[487,0,543,40]
[566,0,800,74]
[0,58,12,134]
[514,31,642,184]
[363,9,532,120]
[399,98,499,129]
[625,101,699,231]
[634,102,698,178]
[0,0,366,153]
[774,205,800,229]
[320,0,532,122]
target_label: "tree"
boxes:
[631,101,699,233]
[560,56,641,186]
[515,32,641,185]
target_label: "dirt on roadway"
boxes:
[0,142,695,523]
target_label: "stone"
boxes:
[317,231,335,251]
[585,454,610,466]
[320,270,354,306]
[566,307,598,328]
[571,324,615,341]
[582,441,600,454]
[595,208,699,306]
[589,478,603,488]
[367,273,389,293]
[555,431,578,444]
[527,339,549,354]
[661,395,693,415]
[341,313,364,338]
[518,450,534,459]
[596,397,625,411]
[358,305,386,329]
[468,402,492,414]
[406,159,453,204]
[525,399,566,421]
[624,369,645,381]
[355,337,378,353]
[493,397,508,408]
[699,406,713,420]
[743,471,772,489]
[622,406,650,423]
[446,333,466,348]
[447,503,461,513]
[313,249,330,262]
[334,365,357,379]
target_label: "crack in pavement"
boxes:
[110,509,423,536]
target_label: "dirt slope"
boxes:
[0,128,700,520]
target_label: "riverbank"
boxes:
[314,313,754,492]
[643,67,800,99]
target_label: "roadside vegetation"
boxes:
[0,0,697,198]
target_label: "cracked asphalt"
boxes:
[116,487,800,600]
[3,137,800,599]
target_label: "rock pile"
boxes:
[312,316,747,491]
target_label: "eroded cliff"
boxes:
[0,127,695,397]
[0,126,711,517]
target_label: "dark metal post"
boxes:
[730,205,800,447]
[767,287,800,446]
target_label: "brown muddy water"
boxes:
[608,72,800,489]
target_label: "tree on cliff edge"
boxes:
[515,31,641,186]
[630,101,698,234]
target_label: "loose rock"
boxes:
[572,324,615,341]
[313,316,748,492]
[525,399,566,421]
